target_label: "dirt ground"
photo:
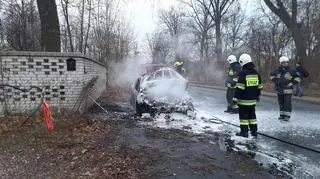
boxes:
[0,86,288,178]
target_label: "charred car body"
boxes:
[130,66,194,117]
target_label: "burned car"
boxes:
[130,66,194,117]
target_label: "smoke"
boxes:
[144,78,188,102]
[108,31,231,91]
[108,53,151,88]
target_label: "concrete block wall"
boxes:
[0,51,106,115]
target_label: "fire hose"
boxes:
[209,115,320,154]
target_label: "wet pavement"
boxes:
[89,97,287,178]
[188,85,320,178]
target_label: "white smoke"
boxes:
[108,53,152,88]
[144,78,188,102]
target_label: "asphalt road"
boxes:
[188,85,320,178]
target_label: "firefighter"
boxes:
[232,53,263,137]
[270,56,301,121]
[174,61,186,75]
[224,55,241,113]
[294,62,309,97]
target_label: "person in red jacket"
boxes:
[233,53,263,137]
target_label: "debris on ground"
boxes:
[0,86,287,178]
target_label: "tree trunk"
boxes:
[84,0,92,55]
[79,0,85,52]
[291,24,306,61]
[37,0,61,52]
[215,18,222,61]
[263,0,307,61]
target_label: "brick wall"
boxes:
[0,51,106,115]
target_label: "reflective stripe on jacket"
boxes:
[270,66,301,94]
[234,63,262,106]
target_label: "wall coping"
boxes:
[0,51,105,67]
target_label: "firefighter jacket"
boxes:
[270,66,301,94]
[296,65,309,79]
[233,62,263,106]
[225,62,241,88]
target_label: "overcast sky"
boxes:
[124,0,178,43]
[124,0,262,43]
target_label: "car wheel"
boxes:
[150,109,156,118]
[187,102,194,111]
[136,102,143,117]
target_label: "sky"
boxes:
[124,0,178,43]
[124,0,262,44]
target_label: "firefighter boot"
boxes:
[224,106,233,113]
[278,115,285,120]
[236,125,249,138]
[283,116,290,121]
[229,107,239,114]
[249,124,258,137]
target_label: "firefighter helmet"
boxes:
[239,53,252,66]
[227,55,237,64]
[279,56,289,63]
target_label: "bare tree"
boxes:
[159,6,185,36]
[244,13,291,80]
[195,0,236,61]
[74,0,93,54]
[83,0,92,54]
[0,18,6,48]
[58,0,135,61]
[299,0,320,57]
[60,0,74,52]
[183,0,215,63]
[263,0,306,61]
[3,0,41,51]
[223,3,244,51]
[146,31,171,64]
[0,1,4,48]
[36,0,61,52]
[86,0,135,63]
[260,6,291,60]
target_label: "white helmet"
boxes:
[279,56,289,63]
[227,55,237,64]
[239,53,252,66]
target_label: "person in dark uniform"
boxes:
[232,53,263,137]
[270,56,301,121]
[225,55,241,114]
[294,62,309,97]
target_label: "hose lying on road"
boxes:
[209,115,320,154]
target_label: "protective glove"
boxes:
[287,82,293,88]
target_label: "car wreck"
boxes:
[130,65,194,117]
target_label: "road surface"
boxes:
[138,85,320,178]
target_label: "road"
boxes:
[140,85,320,178]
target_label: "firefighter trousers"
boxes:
[238,105,257,134]
[277,94,292,118]
[226,87,238,110]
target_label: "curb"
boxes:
[189,83,320,105]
